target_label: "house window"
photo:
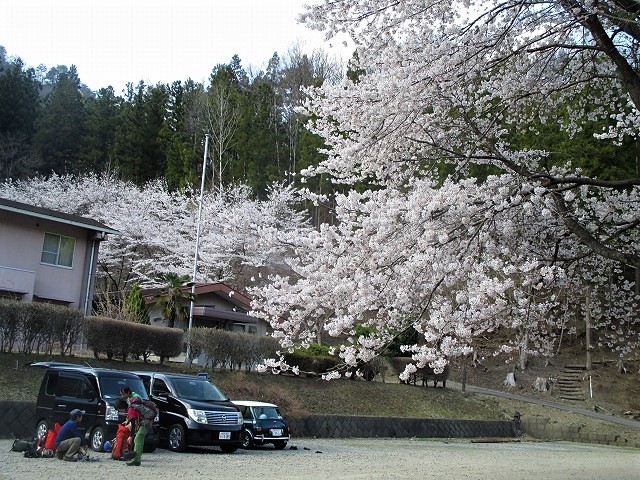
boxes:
[41,232,75,267]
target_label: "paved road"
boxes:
[449,381,640,430]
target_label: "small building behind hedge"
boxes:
[144,282,269,335]
[0,197,119,314]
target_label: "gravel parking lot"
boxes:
[1,438,639,480]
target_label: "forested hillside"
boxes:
[0,44,341,206]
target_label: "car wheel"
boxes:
[241,430,254,449]
[36,420,49,440]
[273,440,287,450]
[220,444,238,453]
[167,424,187,452]
[90,426,105,452]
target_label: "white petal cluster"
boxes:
[251,0,640,378]
[0,174,312,290]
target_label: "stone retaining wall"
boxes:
[520,415,640,448]
[1,401,636,448]
[288,414,517,439]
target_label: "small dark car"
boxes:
[232,400,291,449]
[32,362,158,452]
[133,372,243,453]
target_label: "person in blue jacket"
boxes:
[55,409,88,461]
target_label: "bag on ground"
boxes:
[10,439,34,453]
[11,438,40,458]
[112,423,131,460]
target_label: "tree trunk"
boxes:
[503,372,516,387]
[534,377,548,392]
[518,332,529,371]
[462,354,468,393]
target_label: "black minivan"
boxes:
[33,362,158,452]
[132,372,243,453]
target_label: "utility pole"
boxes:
[186,134,209,364]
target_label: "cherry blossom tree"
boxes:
[249,0,639,379]
[0,174,310,297]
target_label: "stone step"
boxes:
[564,364,586,370]
[557,377,581,383]
[559,395,585,401]
[558,389,583,395]
[558,371,582,377]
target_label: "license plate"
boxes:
[271,429,283,437]
[219,432,231,440]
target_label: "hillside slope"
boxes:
[1,351,639,445]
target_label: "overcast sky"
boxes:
[2,0,349,92]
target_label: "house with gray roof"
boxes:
[144,282,268,335]
[0,197,119,313]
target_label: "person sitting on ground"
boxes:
[55,409,88,462]
[115,398,148,467]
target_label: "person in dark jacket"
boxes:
[55,409,88,461]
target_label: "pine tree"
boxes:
[113,82,168,183]
[32,65,86,174]
[80,86,121,173]
[0,58,40,139]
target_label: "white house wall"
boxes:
[0,209,89,308]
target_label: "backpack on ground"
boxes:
[130,398,158,427]
[10,439,34,453]
[10,438,40,458]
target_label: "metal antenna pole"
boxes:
[186,134,209,364]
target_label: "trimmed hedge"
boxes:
[0,299,83,355]
[188,327,279,370]
[0,301,183,361]
[85,316,183,362]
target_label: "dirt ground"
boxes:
[2,438,639,480]
[439,350,640,445]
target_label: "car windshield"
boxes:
[171,378,228,402]
[99,376,148,401]
[254,406,281,419]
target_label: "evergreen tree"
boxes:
[81,86,121,173]
[0,57,41,139]
[124,282,149,324]
[0,56,42,180]
[164,81,199,190]
[32,66,86,174]
[113,82,168,183]
[235,80,285,197]
[230,54,249,90]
